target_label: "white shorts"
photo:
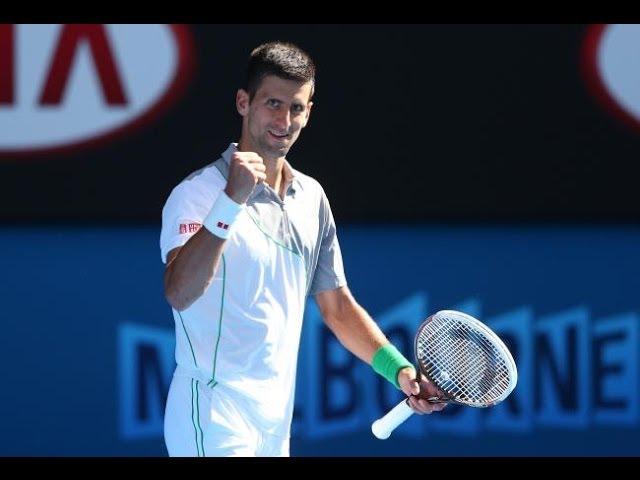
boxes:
[164,367,290,457]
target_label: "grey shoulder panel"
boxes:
[212,158,229,180]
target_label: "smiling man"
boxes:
[159,41,446,457]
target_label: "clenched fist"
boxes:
[224,152,267,204]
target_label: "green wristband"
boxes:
[371,343,414,389]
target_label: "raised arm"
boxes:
[163,151,266,311]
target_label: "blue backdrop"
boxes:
[1,225,639,456]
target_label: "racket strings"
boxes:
[421,336,492,402]
[420,335,499,404]
[450,328,507,400]
[430,324,509,402]
[422,325,507,402]
[417,315,512,406]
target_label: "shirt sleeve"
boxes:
[309,188,348,295]
[159,179,220,264]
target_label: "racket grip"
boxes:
[371,399,414,440]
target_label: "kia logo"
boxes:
[0,24,195,158]
[582,24,640,133]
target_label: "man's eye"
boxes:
[268,99,279,107]
[292,105,304,113]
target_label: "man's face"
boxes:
[237,75,313,159]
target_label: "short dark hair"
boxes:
[244,41,315,101]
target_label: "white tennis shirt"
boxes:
[160,143,347,437]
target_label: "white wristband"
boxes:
[203,191,243,239]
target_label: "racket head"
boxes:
[414,310,517,407]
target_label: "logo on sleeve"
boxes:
[179,222,201,234]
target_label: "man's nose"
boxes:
[273,109,291,131]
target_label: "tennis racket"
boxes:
[371,310,517,439]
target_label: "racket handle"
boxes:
[371,399,414,440]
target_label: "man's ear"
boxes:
[302,102,313,128]
[236,89,250,116]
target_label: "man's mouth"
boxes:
[268,130,289,139]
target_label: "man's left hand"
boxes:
[397,367,447,415]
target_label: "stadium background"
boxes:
[1,24,638,456]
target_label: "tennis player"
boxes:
[160,41,446,457]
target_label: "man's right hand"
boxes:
[224,151,267,204]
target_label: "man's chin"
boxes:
[265,144,290,158]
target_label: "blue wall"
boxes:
[1,225,639,456]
